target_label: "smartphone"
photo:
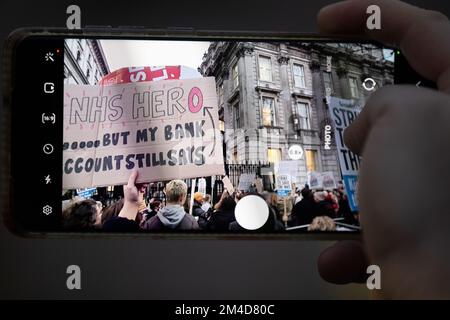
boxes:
[1,28,427,238]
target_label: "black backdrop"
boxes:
[1,0,449,299]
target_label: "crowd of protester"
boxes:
[62,172,358,232]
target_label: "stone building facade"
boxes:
[64,39,110,85]
[199,41,394,188]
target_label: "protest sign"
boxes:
[275,174,291,191]
[276,174,291,198]
[274,160,303,185]
[254,177,264,194]
[277,189,290,197]
[237,173,255,191]
[328,97,362,211]
[99,66,201,85]
[63,77,224,189]
[198,177,206,197]
[321,171,336,190]
[307,171,322,189]
[306,171,336,190]
[222,176,235,194]
[76,187,97,198]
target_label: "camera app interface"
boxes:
[61,39,395,233]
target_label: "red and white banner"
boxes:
[99,66,201,85]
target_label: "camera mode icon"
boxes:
[44,82,55,94]
[42,113,56,124]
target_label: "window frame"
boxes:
[267,148,282,164]
[349,75,359,98]
[261,96,277,127]
[296,101,312,130]
[258,55,273,82]
[293,63,306,89]
[217,83,224,106]
[305,149,319,173]
[323,71,334,94]
[233,101,241,129]
[232,63,239,90]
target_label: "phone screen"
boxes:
[9,34,402,235]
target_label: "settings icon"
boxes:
[42,205,52,215]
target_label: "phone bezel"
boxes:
[2,27,398,239]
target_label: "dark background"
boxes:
[1,0,449,299]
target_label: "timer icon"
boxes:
[43,143,54,155]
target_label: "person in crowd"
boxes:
[208,190,236,231]
[293,188,302,205]
[290,187,317,226]
[192,192,206,217]
[326,191,339,215]
[62,199,102,230]
[147,200,162,220]
[308,216,336,232]
[183,196,190,214]
[101,198,124,225]
[192,192,210,229]
[267,192,280,218]
[335,186,358,225]
[142,180,200,230]
[314,190,336,218]
[234,191,244,203]
[201,194,212,213]
[102,170,147,232]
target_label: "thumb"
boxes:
[127,170,139,188]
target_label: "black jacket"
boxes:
[338,198,358,225]
[192,200,206,217]
[316,200,335,218]
[291,197,317,226]
[102,216,140,232]
[209,209,236,231]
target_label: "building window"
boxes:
[232,63,239,90]
[323,72,334,94]
[349,76,359,98]
[76,50,81,61]
[64,66,69,79]
[258,56,272,82]
[233,102,241,128]
[232,151,238,163]
[219,120,225,132]
[293,64,306,88]
[268,148,282,164]
[296,102,311,130]
[262,97,276,127]
[305,150,318,172]
[217,83,224,106]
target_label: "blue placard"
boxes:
[277,189,290,197]
[77,188,97,198]
[343,175,358,212]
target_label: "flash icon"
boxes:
[45,175,51,184]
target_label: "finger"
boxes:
[318,240,369,284]
[318,0,450,92]
[127,169,139,188]
[343,85,449,155]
